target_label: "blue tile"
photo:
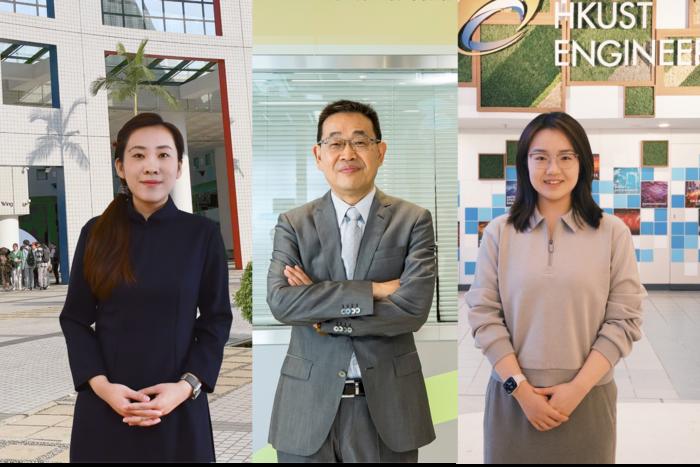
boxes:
[671,249,684,263]
[654,208,667,222]
[640,249,654,262]
[672,236,684,249]
[478,208,492,222]
[493,208,506,218]
[672,195,685,208]
[465,222,478,234]
[492,194,506,208]
[628,195,641,208]
[686,236,699,249]
[687,168,699,181]
[599,181,614,194]
[635,249,641,262]
[604,208,614,215]
[687,222,698,236]
[642,168,655,181]
[506,167,517,181]
[641,222,654,235]
[593,194,601,205]
[654,222,667,236]
[614,195,628,208]
[672,168,686,181]
[465,262,476,275]
[465,208,478,221]
[672,222,685,235]
[592,180,600,193]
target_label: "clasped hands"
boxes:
[89,375,193,428]
[283,265,400,334]
[513,379,590,432]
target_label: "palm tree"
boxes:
[90,39,179,116]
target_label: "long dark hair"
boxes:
[508,112,603,232]
[84,113,184,300]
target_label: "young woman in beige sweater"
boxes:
[467,112,646,463]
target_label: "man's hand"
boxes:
[371,279,400,300]
[122,382,193,426]
[533,381,589,418]
[284,265,313,286]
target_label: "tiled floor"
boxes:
[458,290,700,463]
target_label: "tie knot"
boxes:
[345,207,362,222]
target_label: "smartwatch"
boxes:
[180,372,202,400]
[503,374,527,396]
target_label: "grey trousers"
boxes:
[277,397,419,463]
[484,377,617,464]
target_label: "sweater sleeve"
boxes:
[466,220,515,366]
[592,221,646,367]
[59,222,108,392]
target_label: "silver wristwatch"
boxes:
[180,372,202,400]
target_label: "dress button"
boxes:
[347,327,353,334]
[338,371,347,378]
[333,326,340,332]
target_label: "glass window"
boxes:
[102,0,122,14]
[124,14,144,28]
[184,20,203,35]
[144,16,165,31]
[100,0,216,35]
[163,0,182,17]
[164,18,184,33]
[1,41,59,108]
[202,3,213,20]
[183,1,202,19]
[103,13,124,26]
[143,0,162,15]
[122,0,143,16]
[0,0,51,17]
[15,3,38,15]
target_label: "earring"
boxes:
[119,180,131,196]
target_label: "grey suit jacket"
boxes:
[267,189,437,456]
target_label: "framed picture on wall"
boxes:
[614,168,641,194]
[614,209,641,235]
[478,153,506,180]
[593,154,600,180]
[506,181,517,207]
[641,181,668,208]
[687,181,700,208]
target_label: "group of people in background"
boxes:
[0,241,60,292]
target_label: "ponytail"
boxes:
[83,193,135,301]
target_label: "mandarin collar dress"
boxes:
[60,196,233,462]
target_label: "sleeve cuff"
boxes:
[484,338,516,367]
[592,336,622,368]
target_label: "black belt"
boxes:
[341,379,365,398]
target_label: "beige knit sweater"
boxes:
[466,209,646,387]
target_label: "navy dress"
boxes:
[59,196,233,462]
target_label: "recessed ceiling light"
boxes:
[658,123,670,128]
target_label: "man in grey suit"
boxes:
[267,100,436,463]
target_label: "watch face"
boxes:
[504,377,518,395]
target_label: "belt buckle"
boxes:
[341,379,359,398]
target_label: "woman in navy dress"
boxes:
[60,113,232,462]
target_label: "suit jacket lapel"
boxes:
[353,190,393,281]
[313,191,347,281]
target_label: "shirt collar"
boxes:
[528,206,580,233]
[126,195,179,224]
[330,187,376,227]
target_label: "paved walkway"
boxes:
[0,267,251,463]
[458,290,700,463]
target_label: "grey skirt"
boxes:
[484,377,617,464]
